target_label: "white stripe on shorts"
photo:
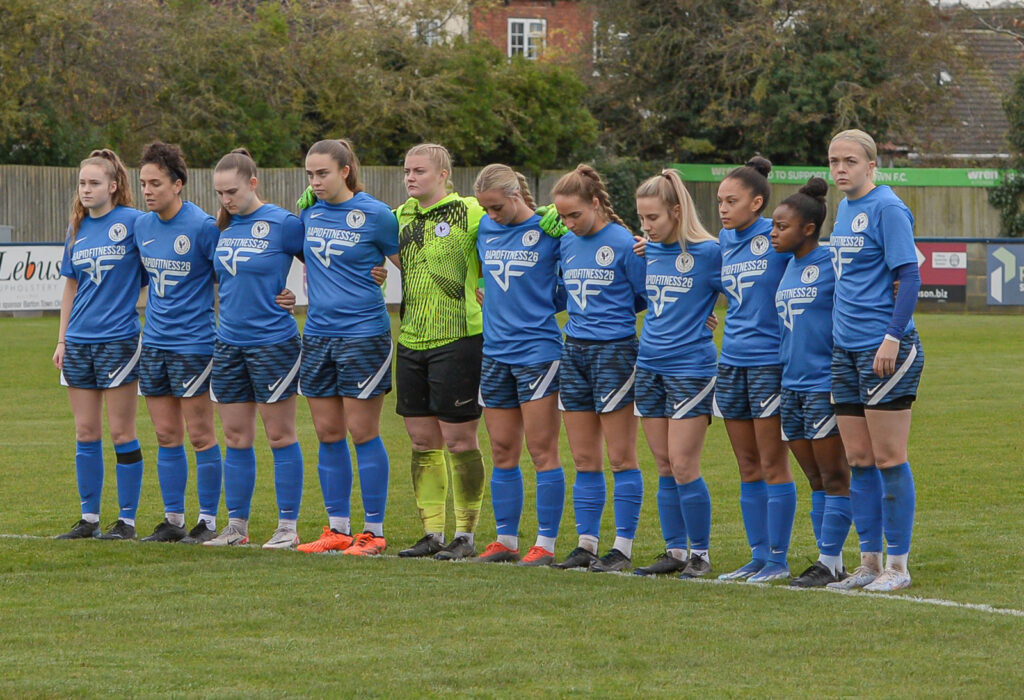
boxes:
[712,393,723,419]
[865,343,918,407]
[672,376,716,420]
[758,393,780,418]
[109,338,143,388]
[600,367,636,414]
[813,415,838,439]
[267,352,302,404]
[182,358,214,399]
[530,360,560,402]
[357,342,394,400]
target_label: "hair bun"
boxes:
[745,155,772,178]
[231,147,253,158]
[799,176,828,202]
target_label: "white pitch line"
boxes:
[5,533,1024,618]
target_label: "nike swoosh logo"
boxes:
[770,549,784,555]
[759,394,777,408]
[487,236,499,243]
[866,383,884,396]
[357,376,373,389]
[267,377,284,392]
[182,376,196,389]
[454,398,474,407]
[600,390,616,403]
[647,259,656,265]
[142,239,156,246]
[812,415,828,429]
[107,368,122,379]
[528,376,543,390]
[821,542,835,548]
[309,212,324,219]
[565,255,576,264]
[673,400,687,410]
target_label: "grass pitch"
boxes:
[1,313,1022,697]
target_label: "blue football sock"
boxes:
[272,442,303,521]
[677,476,712,551]
[573,470,606,537]
[224,446,256,520]
[195,445,222,518]
[156,445,188,515]
[491,465,524,536]
[75,439,104,517]
[880,462,916,556]
[657,475,687,550]
[612,469,643,540]
[114,439,144,521]
[535,467,565,540]
[766,481,797,565]
[355,436,389,526]
[850,465,884,553]
[810,489,826,550]
[820,494,852,557]
[318,439,353,518]
[739,480,769,561]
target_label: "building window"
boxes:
[415,19,443,46]
[508,18,546,59]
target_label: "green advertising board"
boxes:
[672,164,1004,188]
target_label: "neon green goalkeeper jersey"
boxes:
[396,192,485,350]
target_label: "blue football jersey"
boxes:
[136,201,218,354]
[301,192,399,338]
[776,245,835,392]
[60,205,146,343]
[477,213,562,364]
[718,216,791,366]
[214,203,303,346]
[829,185,917,351]
[637,239,722,377]
[560,222,647,341]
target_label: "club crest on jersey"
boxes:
[675,253,694,274]
[174,235,191,255]
[750,235,770,256]
[346,210,366,229]
[801,264,820,285]
[108,223,128,242]
[435,222,451,238]
[851,213,869,233]
[596,245,615,266]
[251,221,270,239]
[522,229,540,247]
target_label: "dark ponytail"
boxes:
[779,176,828,237]
[725,155,772,214]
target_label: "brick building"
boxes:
[470,0,594,61]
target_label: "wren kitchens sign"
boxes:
[673,164,1003,188]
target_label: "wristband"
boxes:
[884,334,900,344]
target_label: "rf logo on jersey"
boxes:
[346,210,365,229]
[522,229,540,247]
[851,213,869,233]
[108,223,128,243]
[251,221,270,239]
[675,253,694,274]
[750,235,770,256]
[174,235,191,255]
[435,222,451,238]
[596,246,615,267]
[801,265,819,284]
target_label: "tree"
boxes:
[588,0,962,165]
[982,14,1024,237]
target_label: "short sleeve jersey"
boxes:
[718,216,791,366]
[560,222,647,341]
[829,185,917,351]
[214,203,303,346]
[775,245,835,392]
[135,201,219,355]
[477,213,562,365]
[60,205,146,343]
[396,193,485,350]
[301,191,399,338]
[638,239,722,377]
